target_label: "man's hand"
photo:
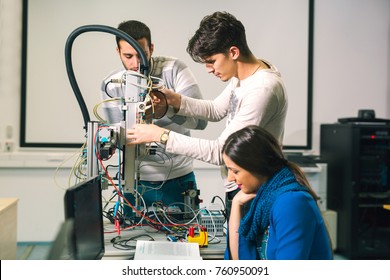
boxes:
[146,90,167,119]
[127,124,165,145]
[159,88,182,111]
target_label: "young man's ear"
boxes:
[229,46,240,60]
[149,43,155,56]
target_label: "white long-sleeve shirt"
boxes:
[165,59,287,191]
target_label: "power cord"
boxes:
[110,234,155,250]
[211,195,228,220]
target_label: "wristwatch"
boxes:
[160,130,170,145]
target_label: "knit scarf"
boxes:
[239,166,308,242]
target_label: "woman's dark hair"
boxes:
[116,20,152,48]
[187,11,252,63]
[223,125,333,253]
[222,125,317,199]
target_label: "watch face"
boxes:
[161,131,169,144]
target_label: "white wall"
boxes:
[0,0,22,152]
[0,0,389,242]
[22,0,311,148]
[311,0,390,151]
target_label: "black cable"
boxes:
[211,195,228,220]
[150,90,169,119]
[104,80,114,98]
[211,195,226,209]
[64,24,149,131]
[111,234,155,250]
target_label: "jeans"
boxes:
[123,172,197,218]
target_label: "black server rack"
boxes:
[320,122,390,259]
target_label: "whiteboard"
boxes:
[21,0,313,149]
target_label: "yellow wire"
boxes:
[93,97,122,123]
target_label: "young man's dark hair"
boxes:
[116,20,152,48]
[187,11,252,63]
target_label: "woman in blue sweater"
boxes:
[222,125,333,260]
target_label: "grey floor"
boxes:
[17,242,53,260]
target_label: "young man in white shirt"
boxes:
[127,12,288,217]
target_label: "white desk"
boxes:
[102,226,226,260]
